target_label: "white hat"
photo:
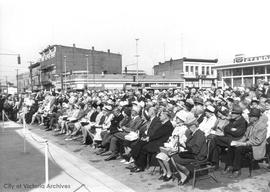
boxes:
[205,105,215,113]
[104,105,113,111]
[175,110,189,122]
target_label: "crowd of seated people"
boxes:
[1,82,270,185]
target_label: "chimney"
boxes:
[92,46,94,50]
[108,49,110,54]
[73,44,76,47]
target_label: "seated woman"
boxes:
[170,116,207,185]
[156,110,190,182]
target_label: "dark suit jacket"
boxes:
[185,129,207,161]
[146,116,162,138]
[109,114,124,134]
[124,116,143,132]
[224,116,247,140]
[144,120,174,153]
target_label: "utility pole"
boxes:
[16,69,19,93]
[135,38,139,84]
[86,55,89,89]
[64,56,67,92]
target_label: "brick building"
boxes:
[153,57,218,88]
[17,72,30,92]
[39,44,122,89]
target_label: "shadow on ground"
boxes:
[0,122,64,192]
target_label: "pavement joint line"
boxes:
[13,124,136,192]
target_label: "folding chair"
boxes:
[190,139,218,188]
[246,143,270,177]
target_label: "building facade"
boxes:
[29,62,41,91]
[153,57,218,88]
[213,54,270,88]
[39,44,122,89]
[18,72,30,93]
[54,73,184,91]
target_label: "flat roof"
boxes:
[213,60,270,70]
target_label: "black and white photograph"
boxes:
[1,0,270,191]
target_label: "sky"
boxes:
[1,0,270,84]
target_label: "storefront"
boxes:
[213,54,270,88]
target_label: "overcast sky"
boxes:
[1,0,270,84]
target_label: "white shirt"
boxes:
[198,115,217,136]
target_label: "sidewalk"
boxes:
[0,121,135,192]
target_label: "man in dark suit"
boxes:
[130,109,174,172]
[129,107,162,163]
[209,104,247,169]
[104,105,143,161]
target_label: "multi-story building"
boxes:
[17,72,30,92]
[213,54,270,88]
[153,57,218,88]
[29,62,41,91]
[39,44,122,89]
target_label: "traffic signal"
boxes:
[17,55,21,64]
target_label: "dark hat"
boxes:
[251,97,259,104]
[249,108,261,118]
[264,82,269,86]
[226,97,234,103]
[194,97,204,105]
[231,104,242,114]
[92,102,98,109]
[265,99,270,104]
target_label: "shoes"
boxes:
[100,151,112,156]
[158,175,166,180]
[125,165,136,170]
[221,166,233,175]
[163,175,172,182]
[95,148,107,155]
[178,173,189,185]
[130,167,144,173]
[229,170,241,178]
[65,137,73,141]
[120,159,127,163]
[124,158,134,165]
[104,153,118,161]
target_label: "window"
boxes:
[206,66,209,75]
[211,68,214,75]
[191,66,194,73]
[195,66,198,73]
[243,67,253,75]
[233,68,242,76]
[255,66,265,74]
[202,66,205,75]
[185,66,189,73]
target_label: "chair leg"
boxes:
[150,166,157,175]
[192,170,196,189]
[249,160,253,177]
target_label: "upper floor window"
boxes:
[206,66,209,75]
[186,66,189,73]
[202,66,205,75]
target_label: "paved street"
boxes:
[1,121,270,192]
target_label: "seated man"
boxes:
[103,105,142,161]
[224,108,267,178]
[170,115,207,185]
[130,109,174,173]
[209,104,248,169]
